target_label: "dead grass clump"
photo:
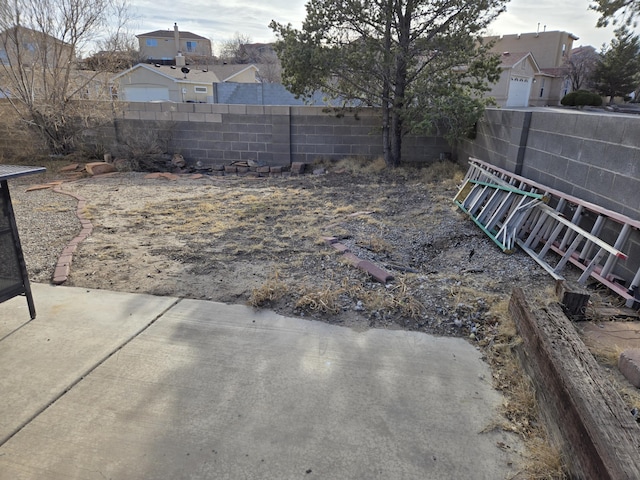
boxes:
[326,156,387,175]
[249,271,289,307]
[520,437,567,480]
[480,296,568,479]
[356,235,392,254]
[296,283,341,315]
[416,160,466,185]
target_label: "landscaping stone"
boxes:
[619,349,640,388]
[85,162,116,176]
[59,163,80,172]
[291,162,306,174]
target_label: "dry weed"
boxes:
[249,271,289,307]
[296,283,341,314]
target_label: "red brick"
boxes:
[619,349,640,387]
[53,264,70,279]
[357,260,394,283]
[257,166,270,173]
[57,254,73,266]
[270,166,283,173]
[62,245,77,255]
[237,166,249,173]
[322,236,338,245]
[342,253,362,267]
[86,162,117,175]
[224,166,237,173]
[331,242,349,253]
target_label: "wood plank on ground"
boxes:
[509,288,640,480]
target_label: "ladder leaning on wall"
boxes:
[455,157,640,308]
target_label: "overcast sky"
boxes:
[129,0,621,53]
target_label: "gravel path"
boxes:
[8,179,79,284]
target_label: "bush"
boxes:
[561,90,603,107]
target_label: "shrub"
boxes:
[561,90,603,107]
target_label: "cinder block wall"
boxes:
[458,107,640,287]
[102,103,450,167]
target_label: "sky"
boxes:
[129,0,622,53]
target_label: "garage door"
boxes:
[123,86,170,102]
[506,76,532,107]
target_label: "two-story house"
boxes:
[137,23,212,66]
[484,31,578,107]
[0,26,73,68]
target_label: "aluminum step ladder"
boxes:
[456,158,639,307]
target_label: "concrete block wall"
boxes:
[99,103,449,167]
[458,107,640,288]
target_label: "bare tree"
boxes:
[0,0,132,154]
[219,32,253,64]
[564,46,600,91]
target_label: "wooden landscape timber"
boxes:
[509,288,640,479]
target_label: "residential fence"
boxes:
[457,107,640,284]
[90,102,450,166]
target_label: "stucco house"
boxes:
[137,23,212,65]
[111,63,259,103]
[0,26,73,67]
[486,52,540,107]
[484,31,578,107]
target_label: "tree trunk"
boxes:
[381,0,394,168]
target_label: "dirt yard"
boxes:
[34,161,555,342]
[12,157,607,477]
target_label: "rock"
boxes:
[172,153,186,168]
[619,349,640,387]
[85,162,116,175]
[60,163,80,172]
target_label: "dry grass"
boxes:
[296,283,342,315]
[248,271,289,307]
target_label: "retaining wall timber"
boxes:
[91,103,450,167]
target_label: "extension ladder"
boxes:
[456,158,639,307]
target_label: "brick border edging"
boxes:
[509,288,640,479]
[50,185,93,284]
[322,237,394,283]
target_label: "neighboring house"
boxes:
[0,26,73,68]
[484,31,578,107]
[486,52,540,107]
[111,63,259,103]
[137,23,212,65]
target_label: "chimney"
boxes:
[174,23,180,54]
[176,53,186,67]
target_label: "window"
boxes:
[0,49,8,65]
[194,86,207,93]
[146,39,158,47]
[186,41,197,52]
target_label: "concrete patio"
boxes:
[0,283,521,479]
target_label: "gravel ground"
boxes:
[7,167,559,341]
[9,181,79,283]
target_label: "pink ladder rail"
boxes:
[467,157,640,307]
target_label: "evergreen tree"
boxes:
[592,27,640,104]
[270,0,505,168]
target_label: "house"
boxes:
[483,31,578,107]
[111,63,259,103]
[0,26,74,68]
[486,52,540,107]
[137,23,212,65]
